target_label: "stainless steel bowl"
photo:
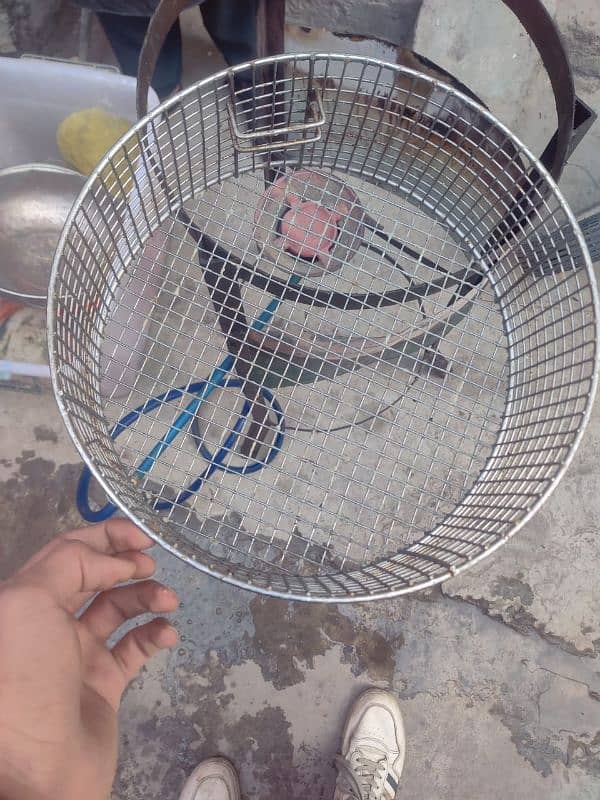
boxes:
[0,163,85,306]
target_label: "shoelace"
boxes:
[334,750,388,800]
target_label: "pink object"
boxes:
[253,169,364,279]
[280,193,341,261]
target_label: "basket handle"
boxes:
[137,0,594,179]
[226,87,325,153]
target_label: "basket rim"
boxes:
[47,53,600,601]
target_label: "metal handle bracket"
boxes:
[227,89,325,154]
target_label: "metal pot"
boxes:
[0,163,85,306]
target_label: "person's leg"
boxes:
[334,689,406,799]
[199,0,258,67]
[96,11,183,100]
[178,757,241,800]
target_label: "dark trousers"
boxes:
[97,1,258,100]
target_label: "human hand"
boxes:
[0,519,179,800]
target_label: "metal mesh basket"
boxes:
[49,55,598,601]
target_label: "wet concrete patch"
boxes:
[566,732,600,777]
[489,700,600,780]
[225,706,297,797]
[0,451,81,577]
[248,596,401,688]
[33,424,59,443]
[491,574,534,607]
[489,701,566,778]
[115,649,301,800]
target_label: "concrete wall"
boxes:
[287,0,422,46]
[287,0,600,215]
[413,0,600,215]
[0,0,63,51]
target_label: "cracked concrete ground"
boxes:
[1,0,600,798]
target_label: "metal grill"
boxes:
[49,55,598,601]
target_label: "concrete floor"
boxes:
[1,1,600,799]
[2,354,600,800]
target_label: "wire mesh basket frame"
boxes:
[49,54,599,601]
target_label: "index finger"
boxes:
[73,518,154,553]
[18,519,154,575]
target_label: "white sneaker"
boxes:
[334,689,406,800]
[178,757,241,800]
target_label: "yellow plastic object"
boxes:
[56,107,138,193]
